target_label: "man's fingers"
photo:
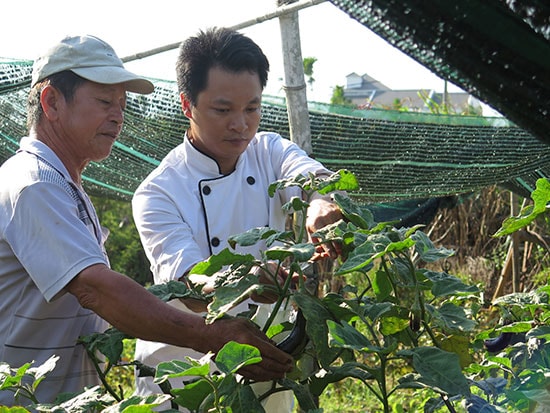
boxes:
[238,360,290,381]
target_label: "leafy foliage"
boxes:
[3,173,550,412]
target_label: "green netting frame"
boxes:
[2,60,548,203]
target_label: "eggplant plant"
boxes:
[134,169,482,412]
[2,170,496,412]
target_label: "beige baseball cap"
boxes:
[31,35,154,94]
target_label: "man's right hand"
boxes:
[200,317,293,381]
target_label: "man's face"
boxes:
[57,81,126,164]
[181,66,262,174]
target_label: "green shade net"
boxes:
[1,61,547,204]
[1,1,549,207]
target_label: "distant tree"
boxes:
[330,85,353,106]
[303,57,317,90]
[91,196,153,286]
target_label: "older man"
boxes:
[0,34,292,407]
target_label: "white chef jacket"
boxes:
[132,131,330,411]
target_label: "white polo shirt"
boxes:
[0,137,109,405]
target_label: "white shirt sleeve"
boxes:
[4,182,107,301]
[132,179,205,284]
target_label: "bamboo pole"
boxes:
[121,0,327,63]
[492,193,524,301]
[278,0,312,152]
[510,192,520,292]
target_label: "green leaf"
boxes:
[268,170,358,200]
[485,355,512,369]
[170,379,212,411]
[206,275,259,322]
[0,362,32,390]
[422,270,479,297]
[316,169,359,194]
[103,394,173,412]
[293,293,340,368]
[328,320,386,353]
[154,358,210,384]
[379,315,409,335]
[228,227,279,248]
[307,362,377,397]
[364,302,395,323]
[428,302,477,332]
[327,319,369,349]
[78,328,129,365]
[336,234,415,275]
[147,280,194,301]
[215,341,262,375]
[411,231,455,262]
[278,378,319,411]
[0,407,32,413]
[264,243,315,262]
[322,293,358,322]
[398,347,471,396]
[493,178,550,237]
[493,289,549,307]
[225,382,265,412]
[333,194,375,229]
[189,248,255,276]
[268,174,308,197]
[26,355,59,382]
[527,325,550,341]
[438,334,473,368]
[281,196,309,213]
[47,385,108,412]
[499,321,534,334]
[372,269,393,301]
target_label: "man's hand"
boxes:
[201,317,293,381]
[70,264,292,382]
[306,197,344,259]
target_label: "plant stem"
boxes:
[441,394,457,413]
[379,356,390,413]
[261,265,294,333]
[83,349,121,402]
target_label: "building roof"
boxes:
[343,73,473,112]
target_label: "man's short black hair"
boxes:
[176,27,270,106]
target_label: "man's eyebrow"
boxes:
[211,96,262,105]
[211,97,231,105]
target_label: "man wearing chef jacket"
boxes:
[131,27,344,411]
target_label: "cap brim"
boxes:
[71,66,154,94]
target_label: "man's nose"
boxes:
[229,112,248,133]
[111,105,125,125]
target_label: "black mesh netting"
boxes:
[329,0,550,144]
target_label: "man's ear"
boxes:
[39,85,62,121]
[180,93,193,120]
